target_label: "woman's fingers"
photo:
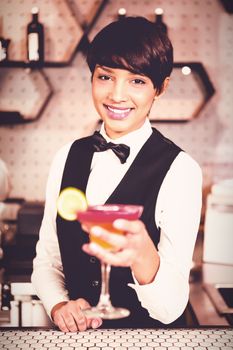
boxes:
[89,220,145,249]
[71,311,87,332]
[81,223,88,232]
[82,219,147,267]
[52,299,102,332]
[82,241,134,267]
[53,313,70,333]
[73,298,101,330]
[91,318,102,329]
[82,220,145,256]
[113,219,145,235]
[64,312,81,332]
[90,226,127,250]
[54,300,86,332]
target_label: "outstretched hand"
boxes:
[82,219,160,285]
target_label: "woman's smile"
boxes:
[104,104,133,120]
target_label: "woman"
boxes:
[32,16,202,332]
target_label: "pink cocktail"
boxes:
[78,204,143,319]
[78,204,143,250]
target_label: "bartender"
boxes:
[32,16,202,332]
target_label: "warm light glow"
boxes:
[182,66,192,75]
[155,8,164,15]
[118,8,126,16]
[31,7,39,14]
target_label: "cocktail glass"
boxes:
[78,204,143,319]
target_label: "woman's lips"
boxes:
[104,104,132,120]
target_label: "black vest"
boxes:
[56,128,186,328]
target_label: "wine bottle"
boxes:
[27,7,44,63]
[118,8,127,20]
[154,8,168,34]
[0,37,10,61]
[0,17,10,61]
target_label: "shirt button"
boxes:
[90,256,96,263]
[92,280,99,287]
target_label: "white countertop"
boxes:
[1,326,233,349]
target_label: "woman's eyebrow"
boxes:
[96,65,113,73]
[96,65,147,78]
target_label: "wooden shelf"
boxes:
[0,111,25,125]
[0,60,70,69]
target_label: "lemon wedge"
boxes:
[57,187,88,221]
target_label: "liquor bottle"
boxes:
[0,37,10,61]
[27,7,44,63]
[154,8,168,34]
[118,8,127,20]
[0,18,10,61]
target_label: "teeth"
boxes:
[107,106,131,114]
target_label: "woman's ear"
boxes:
[154,77,170,100]
[161,77,170,94]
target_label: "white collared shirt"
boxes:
[31,119,202,324]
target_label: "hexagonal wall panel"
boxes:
[0,68,52,122]
[67,0,106,29]
[0,0,83,62]
[150,63,215,122]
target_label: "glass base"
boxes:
[83,306,130,319]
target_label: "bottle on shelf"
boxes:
[118,8,127,20]
[0,17,10,62]
[0,37,10,62]
[154,8,168,34]
[27,7,44,64]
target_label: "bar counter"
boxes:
[1,326,233,349]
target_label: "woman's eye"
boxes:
[98,75,111,81]
[132,78,146,85]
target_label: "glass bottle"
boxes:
[27,7,44,63]
[154,8,168,34]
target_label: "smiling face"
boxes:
[92,65,158,139]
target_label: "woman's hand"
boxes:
[51,299,102,332]
[82,219,160,285]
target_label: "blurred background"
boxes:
[0,0,232,327]
[0,0,232,200]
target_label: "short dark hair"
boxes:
[86,16,173,93]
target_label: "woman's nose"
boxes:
[108,81,128,102]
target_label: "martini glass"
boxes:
[78,204,143,319]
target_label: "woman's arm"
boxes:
[31,143,102,332]
[31,144,72,316]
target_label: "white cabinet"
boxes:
[0,282,52,327]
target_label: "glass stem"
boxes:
[97,262,112,309]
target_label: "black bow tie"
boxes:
[92,131,130,164]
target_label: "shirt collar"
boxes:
[99,118,152,156]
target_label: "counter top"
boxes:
[189,280,229,326]
[1,326,233,349]
[189,234,233,326]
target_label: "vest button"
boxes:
[92,280,99,287]
[90,256,96,263]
